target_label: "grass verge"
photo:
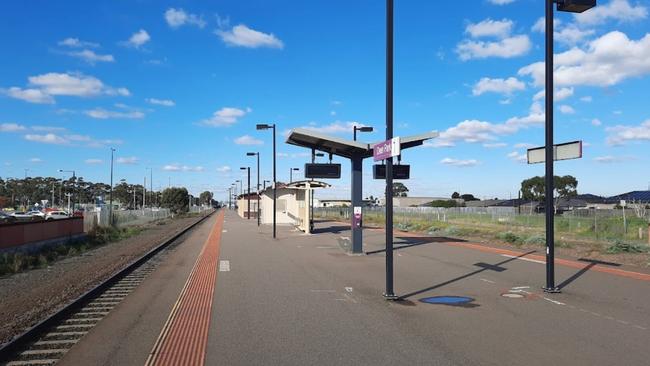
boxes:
[0,225,144,277]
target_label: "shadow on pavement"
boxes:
[398,250,537,300]
[557,262,597,290]
[312,225,350,234]
[365,236,466,255]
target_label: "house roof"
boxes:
[608,191,650,202]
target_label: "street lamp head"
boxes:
[240,167,247,170]
[557,0,596,13]
[58,169,64,173]
[359,126,374,132]
[315,153,325,157]
[292,168,299,171]
[256,124,271,130]
[246,152,257,156]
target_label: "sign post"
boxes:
[527,140,583,292]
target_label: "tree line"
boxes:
[0,176,215,213]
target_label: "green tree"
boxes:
[161,187,189,214]
[451,192,460,199]
[521,175,579,207]
[199,191,213,205]
[460,193,479,201]
[392,182,409,197]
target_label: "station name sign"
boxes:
[373,137,401,162]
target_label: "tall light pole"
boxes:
[353,126,374,141]
[257,123,277,238]
[247,152,261,226]
[146,168,153,208]
[240,167,251,220]
[289,168,299,183]
[543,0,596,293]
[384,0,396,300]
[58,169,76,213]
[263,180,271,190]
[109,148,115,225]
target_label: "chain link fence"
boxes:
[314,206,650,245]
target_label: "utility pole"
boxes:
[109,148,115,225]
[143,176,146,212]
[384,0,396,300]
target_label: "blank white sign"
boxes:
[527,141,582,164]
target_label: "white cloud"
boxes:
[217,166,232,173]
[3,87,55,104]
[591,118,602,126]
[146,98,175,107]
[165,8,206,28]
[67,49,115,64]
[519,31,650,88]
[125,29,150,49]
[301,121,368,135]
[457,35,531,60]
[85,108,145,119]
[432,102,544,147]
[574,0,647,25]
[163,164,205,172]
[117,156,139,165]
[559,105,575,114]
[17,72,130,99]
[234,135,263,145]
[465,19,513,38]
[581,96,593,102]
[555,25,596,46]
[514,142,535,149]
[533,87,575,102]
[507,151,528,163]
[606,119,650,145]
[483,142,507,148]
[531,17,562,33]
[440,158,480,167]
[1,123,27,132]
[29,158,43,163]
[24,133,68,145]
[594,155,635,163]
[85,159,103,165]
[200,107,250,127]
[58,38,99,48]
[472,77,525,96]
[31,126,66,132]
[216,24,283,49]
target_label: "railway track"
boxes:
[0,210,215,366]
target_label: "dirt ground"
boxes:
[0,213,211,346]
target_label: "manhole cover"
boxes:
[501,293,524,299]
[419,296,474,305]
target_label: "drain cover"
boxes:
[419,296,474,305]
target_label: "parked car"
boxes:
[0,211,16,224]
[45,211,70,220]
[11,211,34,221]
[26,210,46,219]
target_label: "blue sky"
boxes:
[1,0,649,201]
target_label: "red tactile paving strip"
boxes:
[145,210,225,366]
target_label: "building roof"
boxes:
[608,191,650,202]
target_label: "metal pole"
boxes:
[109,148,114,225]
[384,0,396,300]
[354,127,357,141]
[544,0,559,293]
[143,176,146,211]
[150,168,153,207]
[72,171,76,213]
[247,167,251,220]
[290,168,293,183]
[257,153,260,226]
[273,124,277,239]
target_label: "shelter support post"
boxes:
[351,156,363,254]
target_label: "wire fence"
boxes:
[314,206,650,244]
